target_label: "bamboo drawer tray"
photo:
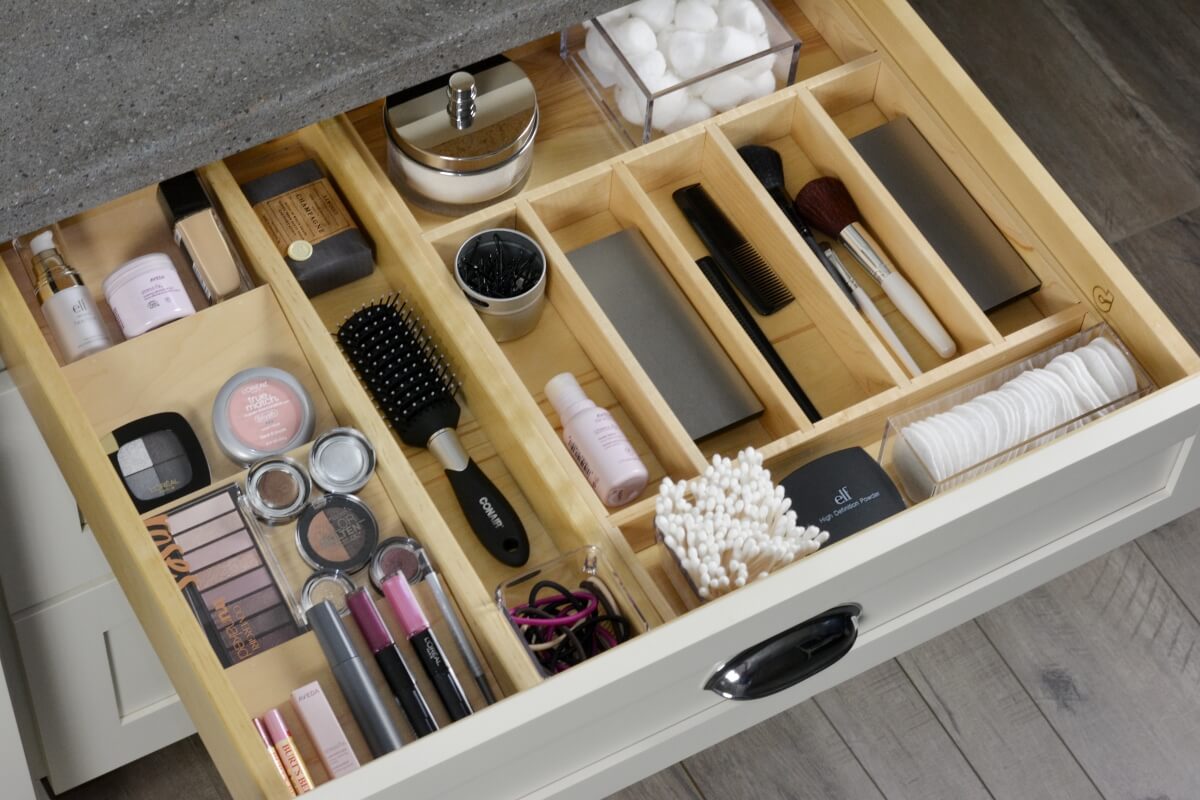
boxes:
[3,1,1200,798]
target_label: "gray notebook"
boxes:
[852,117,1041,313]
[567,229,762,441]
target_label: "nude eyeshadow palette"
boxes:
[163,484,302,666]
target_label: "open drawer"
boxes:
[2,1,1199,798]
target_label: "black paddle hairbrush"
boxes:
[336,295,530,567]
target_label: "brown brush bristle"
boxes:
[793,177,862,238]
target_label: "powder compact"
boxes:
[308,427,376,494]
[212,366,316,466]
[104,412,210,513]
[245,456,312,524]
[300,570,357,614]
[296,494,379,574]
[369,536,429,593]
[778,447,906,545]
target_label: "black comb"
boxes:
[694,257,821,422]
[673,184,793,315]
[337,295,529,567]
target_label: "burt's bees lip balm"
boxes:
[252,716,297,796]
[263,708,314,794]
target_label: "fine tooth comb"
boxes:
[336,295,530,567]
[672,183,793,315]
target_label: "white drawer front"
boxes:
[310,376,1200,800]
[0,373,110,612]
[14,579,193,791]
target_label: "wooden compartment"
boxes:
[2,0,1200,798]
[801,56,1084,337]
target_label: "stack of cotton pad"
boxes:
[583,0,788,134]
[894,336,1138,496]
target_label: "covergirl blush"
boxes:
[212,367,315,466]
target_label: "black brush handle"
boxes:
[674,184,780,316]
[446,460,530,567]
[695,257,822,423]
[765,188,857,305]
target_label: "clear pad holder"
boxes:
[880,323,1155,504]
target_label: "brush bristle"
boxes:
[738,145,787,193]
[793,177,861,238]
[728,241,792,309]
[335,294,461,447]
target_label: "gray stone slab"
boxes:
[0,0,627,241]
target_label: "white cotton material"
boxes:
[699,72,752,111]
[611,17,658,56]
[585,26,620,86]
[627,0,677,32]
[648,80,688,127]
[704,26,759,68]
[773,50,793,80]
[629,48,667,82]
[616,86,648,126]
[747,67,776,99]
[736,52,774,78]
[674,0,719,32]
[598,8,630,26]
[718,0,767,34]
[665,29,709,78]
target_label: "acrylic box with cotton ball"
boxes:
[561,0,802,144]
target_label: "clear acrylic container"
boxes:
[561,0,802,145]
[655,524,706,611]
[497,545,649,676]
[880,324,1155,503]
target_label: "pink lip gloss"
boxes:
[382,574,473,721]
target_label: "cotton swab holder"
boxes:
[655,447,830,609]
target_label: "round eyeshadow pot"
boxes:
[296,494,379,574]
[308,427,376,494]
[245,456,311,524]
[369,536,429,593]
[212,366,316,466]
[300,570,356,614]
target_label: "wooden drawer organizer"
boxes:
[2,0,1199,797]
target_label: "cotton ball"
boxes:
[598,8,629,27]
[773,49,795,80]
[718,0,767,35]
[705,26,758,68]
[674,0,719,32]
[662,97,714,132]
[649,83,689,129]
[736,53,773,79]
[699,72,752,111]
[656,24,677,52]
[747,68,776,100]
[630,48,667,82]
[616,86,648,127]
[665,29,709,79]
[627,0,677,31]
[584,27,620,87]
[611,16,657,56]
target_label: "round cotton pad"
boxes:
[1075,346,1122,402]
[1090,337,1137,395]
[1060,353,1109,411]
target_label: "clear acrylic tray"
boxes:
[880,323,1155,503]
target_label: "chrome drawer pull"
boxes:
[706,604,861,700]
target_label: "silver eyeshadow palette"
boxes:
[159,484,301,666]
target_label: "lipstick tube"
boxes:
[383,574,474,721]
[253,716,297,796]
[307,600,405,757]
[262,709,313,794]
[346,588,439,737]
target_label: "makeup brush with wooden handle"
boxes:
[795,177,956,359]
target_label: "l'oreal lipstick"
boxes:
[382,574,473,721]
[346,587,439,737]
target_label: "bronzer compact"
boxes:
[104,412,210,513]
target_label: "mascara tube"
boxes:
[346,588,439,737]
[383,574,474,721]
[307,600,405,757]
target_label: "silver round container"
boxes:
[385,55,538,215]
[211,366,316,466]
[300,570,356,614]
[308,427,376,494]
[454,228,547,342]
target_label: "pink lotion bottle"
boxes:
[546,372,648,507]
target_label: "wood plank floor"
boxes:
[52,1,1200,798]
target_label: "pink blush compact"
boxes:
[213,367,316,465]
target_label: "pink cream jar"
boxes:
[102,253,196,338]
[212,367,316,466]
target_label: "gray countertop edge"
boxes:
[0,0,628,243]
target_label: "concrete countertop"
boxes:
[0,0,625,242]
